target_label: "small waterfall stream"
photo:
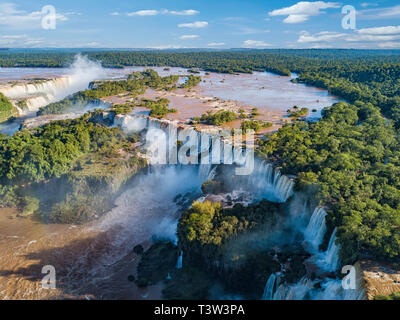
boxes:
[303,207,327,253]
[262,208,347,300]
[311,228,340,273]
[262,273,278,300]
[176,251,183,269]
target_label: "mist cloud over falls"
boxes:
[56,54,106,99]
[0,54,106,113]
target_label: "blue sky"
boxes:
[1,0,400,49]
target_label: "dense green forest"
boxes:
[139,98,177,118]
[258,101,400,263]
[0,112,146,222]
[196,110,237,126]
[0,92,15,122]
[173,199,308,298]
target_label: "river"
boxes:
[0,64,346,300]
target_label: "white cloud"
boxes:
[0,34,44,47]
[358,26,400,35]
[297,31,344,43]
[208,42,225,47]
[233,26,270,35]
[81,42,102,48]
[0,3,68,29]
[178,21,208,28]
[360,3,378,8]
[350,34,400,42]
[127,10,159,16]
[146,45,190,49]
[1,34,26,39]
[297,30,400,44]
[359,5,400,19]
[126,9,199,17]
[111,12,120,16]
[283,14,309,23]
[269,1,340,24]
[242,40,271,48]
[164,9,199,16]
[378,42,400,49]
[179,35,199,40]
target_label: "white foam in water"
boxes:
[273,277,313,300]
[262,273,277,300]
[264,210,348,300]
[176,251,183,269]
[311,228,340,273]
[303,207,327,253]
[247,161,294,202]
[0,54,106,113]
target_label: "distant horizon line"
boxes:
[1,47,400,51]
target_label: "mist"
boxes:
[56,54,106,100]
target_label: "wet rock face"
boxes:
[356,260,400,300]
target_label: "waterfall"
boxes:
[273,277,313,300]
[25,94,55,112]
[313,228,340,272]
[313,279,343,300]
[176,251,183,269]
[115,113,295,203]
[198,164,212,180]
[0,77,72,100]
[273,174,294,202]
[247,161,294,203]
[0,55,106,116]
[303,207,327,253]
[207,166,217,180]
[262,273,277,300]
[269,211,343,300]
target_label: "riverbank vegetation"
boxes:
[241,120,272,133]
[195,110,237,126]
[139,98,177,118]
[258,101,400,264]
[0,114,146,222]
[287,107,309,118]
[174,200,308,298]
[180,75,201,89]
[38,69,180,115]
[0,93,16,122]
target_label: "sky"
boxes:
[0,0,400,49]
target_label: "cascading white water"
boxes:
[176,251,183,269]
[0,55,106,114]
[113,112,351,300]
[268,209,346,300]
[272,277,313,300]
[246,161,294,203]
[303,207,327,253]
[114,113,294,204]
[312,228,340,272]
[0,77,72,100]
[274,174,294,202]
[207,166,217,181]
[262,273,277,300]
